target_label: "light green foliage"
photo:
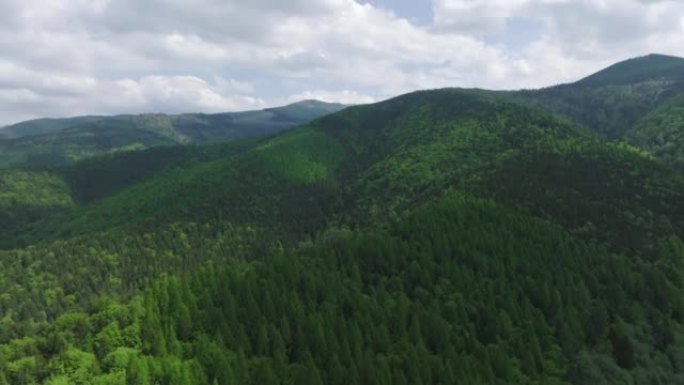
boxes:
[627,94,684,169]
[45,376,71,385]
[256,129,345,183]
[51,348,100,382]
[0,169,73,211]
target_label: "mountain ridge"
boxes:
[514,53,684,140]
[575,53,684,87]
[0,99,346,138]
[0,100,346,167]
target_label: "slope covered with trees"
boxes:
[1,57,684,384]
[626,94,684,170]
[5,90,597,244]
[1,194,682,385]
[516,54,684,140]
[0,169,74,247]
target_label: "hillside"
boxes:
[59,138,260,204]
[0,116,105,139]
[626,93,684,170]
[0,100,346,167]
[576,54,684,87]
[515,54,684,140]
[9,90,591,243]
[4,193,682,384]
[1,59,684,384]
[0,169,74,248]
[17,89,682,253]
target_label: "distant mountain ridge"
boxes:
[513,54,684,171]
[575,53,684,87]
[0,116,105,139]
[4,54,684,168]
[0,100,346,167]
[0,100,346,139]
[515,54,684,139]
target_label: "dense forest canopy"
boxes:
[1,54,684,384]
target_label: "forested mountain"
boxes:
[0,100,346,167]
[0,116,105,140]
[516,54,684,140]
[1,56,684,384]
[626,94,684,170]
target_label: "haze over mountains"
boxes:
[2,54,684,384]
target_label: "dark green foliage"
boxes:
[59,146,198,204]
[2,194,682,384]
[608,321,636,369]
[475,142,684,254]
[0,169,74,247]
[60,138,258,203]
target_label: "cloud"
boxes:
[0,73,263,125]
[433,0,684,58]
[431,0,684,85]
[108,76,265,113]
[287,89,376,105]
[0,0,683,125]
[432,0,531,34]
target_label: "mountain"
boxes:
[27,89,682,251]
[1,58,684,384]
[0,100,346,167]
[515,54,684,139]
[0,116,105,139]
[626,93,684,170]
[11,90,594,243]
[576,54,684,87]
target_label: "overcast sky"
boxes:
[1,0,683,125]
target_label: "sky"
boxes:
[1,0,683,126]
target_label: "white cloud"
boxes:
[432,0,531,34]
[107,76,265,113]
[0,0,683,125]
[0,74,263,125]
[431,0,684,84]
[287,90,376,105]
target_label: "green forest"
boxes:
[0,101,344,168]
[1,54,684,384]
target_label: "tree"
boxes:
[609,322,636,369]
[126,356,150,385]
